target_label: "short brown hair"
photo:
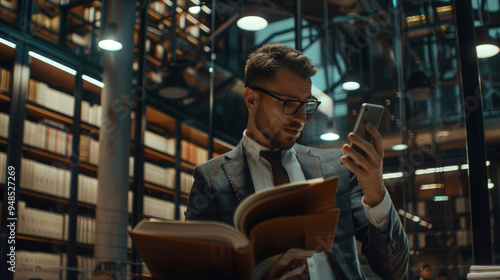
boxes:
[244,43,318,87]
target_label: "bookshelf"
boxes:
[0,1,235,278]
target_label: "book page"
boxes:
[233,177,325,228]
[132,219,249,248]
[249,211,340,264]
[235,177,339,236]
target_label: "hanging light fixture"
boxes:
[237,4,268,31]
[159,63,189,99]
[159,0,189,99]
[98,22,123,51]
[341,71,361,91]
[98,0,122,51]
[188,0,203,14]
[320,120,340,141]
[475,27,499,59]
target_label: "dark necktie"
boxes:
[260,150,291,186]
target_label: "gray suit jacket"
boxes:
[185,142,409,279]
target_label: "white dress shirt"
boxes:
[241,130,392,279]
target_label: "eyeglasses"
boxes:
[249,86,321,115]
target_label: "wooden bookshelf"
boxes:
[0,93,10,103]
[21,144,98,175]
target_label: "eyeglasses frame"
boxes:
[248,86,321,115]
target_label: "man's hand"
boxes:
[341,122,386,207]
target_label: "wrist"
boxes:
[362,189,386,208]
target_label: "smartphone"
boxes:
[351,103,385,157]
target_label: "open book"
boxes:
[129,176,340,280]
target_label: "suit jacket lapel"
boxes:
[221,142,255,203]
[294,144,324,179]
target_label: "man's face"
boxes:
[253,68,312,150]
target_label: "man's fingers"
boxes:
[347,133,379,165]
[365,122,383,156]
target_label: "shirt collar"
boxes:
[242,129,296,161]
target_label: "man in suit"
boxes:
[185,43,409,279]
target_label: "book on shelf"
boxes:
[129,176,340,280]
[0,67,11,93]
[467,265,500,279]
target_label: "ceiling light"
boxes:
[475,27,499,59]
[415,165,459,175]
[391,144,408,151]
[320,119,339,141]
[341,71,361,91]
[237,5,268,31]
[237,16,268,31]
[82,75,105,88]
[433,195,449,202]
[342,81,360,91]
[0,37,16,48]
[420,183,444,190]
[98,22,123,51]
[383,172,403,179]
[28,51,77,75]
[405,70,432,99]
[189,5,201,14]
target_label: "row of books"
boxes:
[129,157,194,192]
[63,214,95,245]
[0,112,8,139]
[20,157,72,199]
[80,134,99,165]
[0,66,10,92]
[81,101,102,127]
[18,200,133,247]
[181,140,209,165]
[77,173,98,205]
[0,0,16,10]
[32,13,60,33]
[14,250,63,280]
[19,153,187,211]
[0,152,6,184]
[28,79,75,117]
[127,192,176,221]
[20,156,98,203]
[23,119,73,157]
[18,201,65,240]
[24,118,99,165]
[144,130,175,155]
[149,1,167,15]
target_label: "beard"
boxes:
[254,106,303,150]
